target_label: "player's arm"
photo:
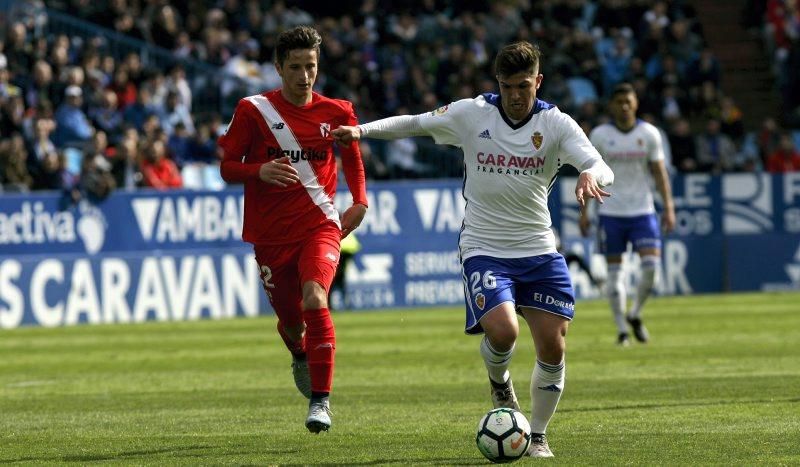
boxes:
[646,126,674,233]
[333,100,468,146]
[577,127,605,237]
[578,199,592,237]
[337,104,369,238]
[332,114,428,144]
[651,159,675,233]
[218,101,300,187]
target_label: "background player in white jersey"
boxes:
[333,41,613,458]
[580,83,675,346]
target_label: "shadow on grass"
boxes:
[278,459,483,466]
[0,445,217,463]
[562,396,800,413]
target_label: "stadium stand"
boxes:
[1,0,799,195]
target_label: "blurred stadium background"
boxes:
[1,0,799,328]
[1,1,799,464]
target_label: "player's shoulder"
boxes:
[235,90,274,114]
[312,92,356,114]
[434,96,489,115]
[635,119,663,140]
[589,122,615,137]
[236,93,260,108]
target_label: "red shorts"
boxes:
[254,222,341,327]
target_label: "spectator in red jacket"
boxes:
[140,139,182,189]
[766,132,800,173]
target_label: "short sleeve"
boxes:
[646,124,666,162]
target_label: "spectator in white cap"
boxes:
[53,85,94,147]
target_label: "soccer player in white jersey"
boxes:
[580,83,675,346]
[333,41,613,458]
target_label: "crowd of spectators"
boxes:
[2,0,800,198]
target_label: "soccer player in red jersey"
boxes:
[218,26,368,433]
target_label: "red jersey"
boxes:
[141,158,183,189]
[766,150,800,173]
[218,89,368,245]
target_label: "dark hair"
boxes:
[275,26,322,65]
[611,82,637,98]
[494,41,541,77]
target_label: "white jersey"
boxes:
[417,94,613,260]
[589,120,664,217]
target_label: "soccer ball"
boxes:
[475,408,531,463]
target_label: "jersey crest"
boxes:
[475,293,486,310]
[319,122,331,138]
[532,131,543,150]
[432,104,449,116]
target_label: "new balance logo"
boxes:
[272,122,285,130]
[537,384,562,393]
[479,129,491,139]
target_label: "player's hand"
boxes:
[578,213,592,237]
[332,126,361,145]
[575,171,610,208]
[340,203,367,238]
[259,156,300,187]
[662,208,676,234]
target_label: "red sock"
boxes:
[304,307,336,393]
[277,321,305,357]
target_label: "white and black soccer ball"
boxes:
[475,408,531,463]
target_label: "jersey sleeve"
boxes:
[416,98,473,147]
[556,111,614,186]
[218,100,261,183]
[645,123,666,162]
[338,101,368,206]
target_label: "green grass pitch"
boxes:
[1,292,799,465]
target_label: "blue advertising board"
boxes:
[1,173,799,328]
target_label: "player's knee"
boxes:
[302,281,329,310]
[486,327,518,351]
[538,339,565,364]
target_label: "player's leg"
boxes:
[628,214,662,342]
[599,216,630,345]
[462,256,520,410]
[480,302,521,410]
[254,244,311,399]
[606,255,629,345]
[297,224,341,433]
[514,253,574,458]
[519,308,568,458]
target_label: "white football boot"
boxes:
[528,433,554,458]
[305,399,332,433]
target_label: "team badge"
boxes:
[637,138,643,147]
[532,132,543,149]
[432,104,449,116]
[475,293,486,310]
[319,122,331,138]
